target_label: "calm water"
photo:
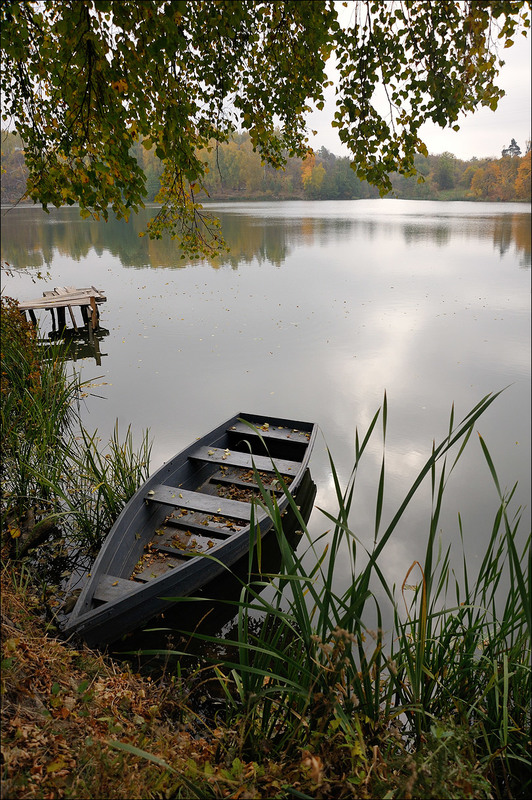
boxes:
[2,199,530,603]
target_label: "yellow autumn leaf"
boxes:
[111,79,128,93]
[47,758,68,773]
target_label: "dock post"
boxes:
[67,304,78,332]
[57,307,66,330]
[93,333,102,366]
[90,296,99,331]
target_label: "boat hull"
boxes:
[63,412,317,646]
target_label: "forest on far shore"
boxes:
[1,130,530,207]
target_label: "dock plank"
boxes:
[18,286,106,311]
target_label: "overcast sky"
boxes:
[306,17,531,161]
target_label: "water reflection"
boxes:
[2,200,530,609]
[42,327,109,366]
[493,214,531,264]
[2,202,530,271]
[402,223,451,247]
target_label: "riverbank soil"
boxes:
[1,557,498,799]
[1,564,206,798]
[2,562,369,799]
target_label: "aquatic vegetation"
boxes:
[1,296,79,551]
[1,295,151,555]
[159,393,529,798]
[53,423,152,550]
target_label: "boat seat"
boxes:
[162,514,239,537]
[145,485,255,520]
[211,466,284,493]
[228,421,311,445]
[189,446,300,476]
[92,574,140,602]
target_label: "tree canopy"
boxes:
[1,0,530,255]
[502,137,523,157]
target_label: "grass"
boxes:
[1,295,151,556]
[149,394,530,799]
[38,423,152,550]
[1,297,79,546]
[1,561,203,800]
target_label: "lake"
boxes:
[1,199,530,607]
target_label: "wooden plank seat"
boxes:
[145,485,254,520]
[162,513,241,537]
[152,539,221,558]
[189,446,301,475]
[211,467,285,493]
[93,574,141,602]
[228,421,312,445]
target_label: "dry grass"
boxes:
[1,562,214,799]
[0,562,372,800]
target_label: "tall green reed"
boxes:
[161,393,528,796]
[1,297,80,537]
[52,423,152,549]
[1,297,151,553]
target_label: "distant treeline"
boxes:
[1,129,530,206]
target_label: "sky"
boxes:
[306,15,531,162]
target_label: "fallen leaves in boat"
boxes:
[237,468,293,487]
[216,483,260,502]
[169,533,199,552]
[130,541,185,578]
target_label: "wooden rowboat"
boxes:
[63,413,317,647]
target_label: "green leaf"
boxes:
[106,739,177,772]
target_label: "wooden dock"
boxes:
[18,286,106,333]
